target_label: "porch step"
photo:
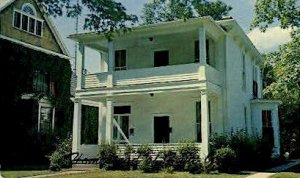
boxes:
[72,164,98,171]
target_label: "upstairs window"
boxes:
[253,65,258,98]
[115,50,126,71]
[33,71,49,94]
[13,3,43,37]
[194,40,199,62]
[242,53,246,91]
[154,50,169,67]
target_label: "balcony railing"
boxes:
[83,63,221,89]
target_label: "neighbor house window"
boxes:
[242,53,246,91]
[39,106,54,134]
[115,50,126,70]
[113,106,130,143]
[196,102,201,142]
[13,3,43,36]
[154,50,169,67]
[33,71,49,93]
[262,110,274,146]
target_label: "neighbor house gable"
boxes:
[0,0,69,57]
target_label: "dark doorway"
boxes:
[262,110,274,147]
[154,50,169,67]
[154,116,170,143]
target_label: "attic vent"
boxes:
[22,3,36,16]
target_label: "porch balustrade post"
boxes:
[72,99,82,155]
[105,98,113,143]
[76,43,85,90]
[199,27,207,64]
[201,90,209,156]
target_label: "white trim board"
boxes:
[0,34,70,59]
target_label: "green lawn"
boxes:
[270,172,300,178]
[1,170,52,178]
[1,169,248,178]
[43,170,248,178]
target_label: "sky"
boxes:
[52,0,292,70]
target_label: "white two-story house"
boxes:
[69,16,281,159]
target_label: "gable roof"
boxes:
[0,0,70,58]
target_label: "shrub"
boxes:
[175,142,200,171]
[122,144,135,170]
[98,144,118,170]
[137,144,163,173]
[213,147,237,173]
[48,136,72,171]
[159,150,177,169]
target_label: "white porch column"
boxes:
[76,43,85,90]
[272,107,280,156]
[72,99,82,154]
[107,41,114,88]
[98,102,106,144]
[201,90,210,156]
[105,98,113,143]
[199,27,207,64]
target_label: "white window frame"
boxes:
[113,114,130,143]
[13,8,44,37]
[38,101,55,133]
[22,3,37,16]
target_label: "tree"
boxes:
[38,0,138,39]
[141,0,232,25]
[263,32,300,157]
[251,0,300,31]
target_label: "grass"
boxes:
[1,169,248,178]
[1,170,52,178]
[44,169,248,178]
[270,172,300,178]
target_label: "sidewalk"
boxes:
[245,159,300,178]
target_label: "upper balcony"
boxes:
[70,17,226,93]
[83,63,222,91]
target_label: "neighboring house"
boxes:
[69,17,281,159]
[0,0,71,166]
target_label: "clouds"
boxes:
[247,26,292,53]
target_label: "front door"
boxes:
[154,116,170,143]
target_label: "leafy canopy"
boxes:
[37,0,138,39]
[251,0,300,31]
[141,0,232,24]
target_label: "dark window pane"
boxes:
[29,18,35,33]
[206,39,210,65]
[115,50,126,70]
[36,20,42,36]
[154,50,169,67]
[196,102,201,142]
[81,105,99,144]
[14,11,21,28]
[114,106,131,114]
[121,116,129,139]
[195,40,199,62]
[22,15,28,31]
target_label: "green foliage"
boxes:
[213,147,237,173]
[48,136,72,171]
[159,150,177,169]
[81,105,98,144]
[0,39,72,166]
[175,142,200,171]
[38,0,138,40]
[263,33,300,158]
[98,144,118,170]
[251,0,300,31]
[209,131,273,171]
[141,0,232,24]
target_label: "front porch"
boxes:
[72,89,223,159]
